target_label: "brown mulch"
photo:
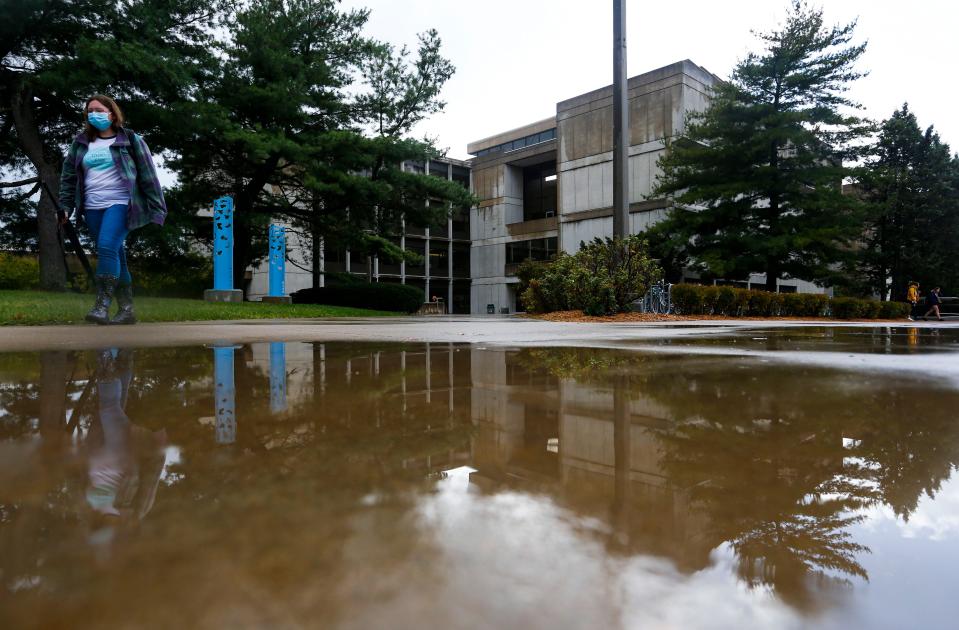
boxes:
[524,310,910,324]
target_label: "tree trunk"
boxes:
[10,84,67,290]
[231,157,281,297]
[232,216,251,298]
[38,351,68,438]
[764,258,779,292]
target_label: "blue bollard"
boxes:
[204,196,243,302]
[263,224,291,303]
[214,346,236,444]
[270,341,287,413]
[269,224,286,297]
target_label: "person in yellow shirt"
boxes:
[907,282,920,321]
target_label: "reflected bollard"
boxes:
[204,196,243,302]
[214,346,236,445]
[262,224,291,304]
[270,341,287,413]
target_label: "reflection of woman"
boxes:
[86,350,167,528]
[58,95,167,325]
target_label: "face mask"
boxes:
[88,111,112,131]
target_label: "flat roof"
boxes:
[466,117,556,156]
[466,60,722,155]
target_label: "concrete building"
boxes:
[467,59,823,314]
[246,157,473,313]
[249,59,825,314]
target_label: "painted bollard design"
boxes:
[205,196,243,302]
[214,346,236,445]
[213,196,234,291]
[270,341,287,413]
[269,224,286,298]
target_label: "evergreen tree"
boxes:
[0,0,220,289]
[652,1,872,290]
[854,104,959,299]
[172,0,472,293]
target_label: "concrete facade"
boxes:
[246,157,473,313]
[467,59,825,314]
[248,59,827,314]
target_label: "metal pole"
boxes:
[612,0,630,240]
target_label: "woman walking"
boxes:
[58,95,167,324]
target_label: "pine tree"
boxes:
[855,104,959,299]
[652,1,872,290]
[171,1,471,293]
[0,0,220,289]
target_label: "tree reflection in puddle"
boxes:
[1,341,958,628]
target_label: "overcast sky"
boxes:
[341,0,959,160]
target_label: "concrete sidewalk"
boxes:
[0,315,948,352]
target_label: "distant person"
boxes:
[59,95,167,325]
[906,282,920,321]
[921,286,943,321]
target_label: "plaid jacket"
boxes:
[59,128,167,230]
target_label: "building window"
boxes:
[523,161,557,222]
[406,238,426,275]
[452,165,470,189]
[506,237,558,265]
[470,128,556,157]
[429,243,449,278]
[429,200,449,238]
[451,205,469,240]
[452,243,470,277]
[429,160,449,178]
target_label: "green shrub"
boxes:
[782,293,805,316]
[829,297,867,319]
[291,283,423,313]
[746,290,773,316]
[669,283,841,318]
[799,293,829,317]
[768,292,786,317]
[700,285,720,314]
[0,254,39,290]
[731,288,751,316]
[517,236,661,315]
[879,301,910,319]
[324,271,368,287]
[132,261,212,298]
[715,286,737,315]
[670,283,703,315]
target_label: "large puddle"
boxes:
[2,332,958,629]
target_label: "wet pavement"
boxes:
[2,328,959,629]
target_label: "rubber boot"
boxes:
[111,284,137,325]
[86,275,118,325]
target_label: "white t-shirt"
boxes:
[83,136,130,209]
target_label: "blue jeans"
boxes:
[85,204,131,284]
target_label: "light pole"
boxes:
[612,0,629,240]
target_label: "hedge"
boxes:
[0,254,40,290]
[291,283,423,314]
[669,283,909,319]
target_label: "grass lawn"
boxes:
[0,290,401,325]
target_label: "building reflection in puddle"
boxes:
[1,341,958,628]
